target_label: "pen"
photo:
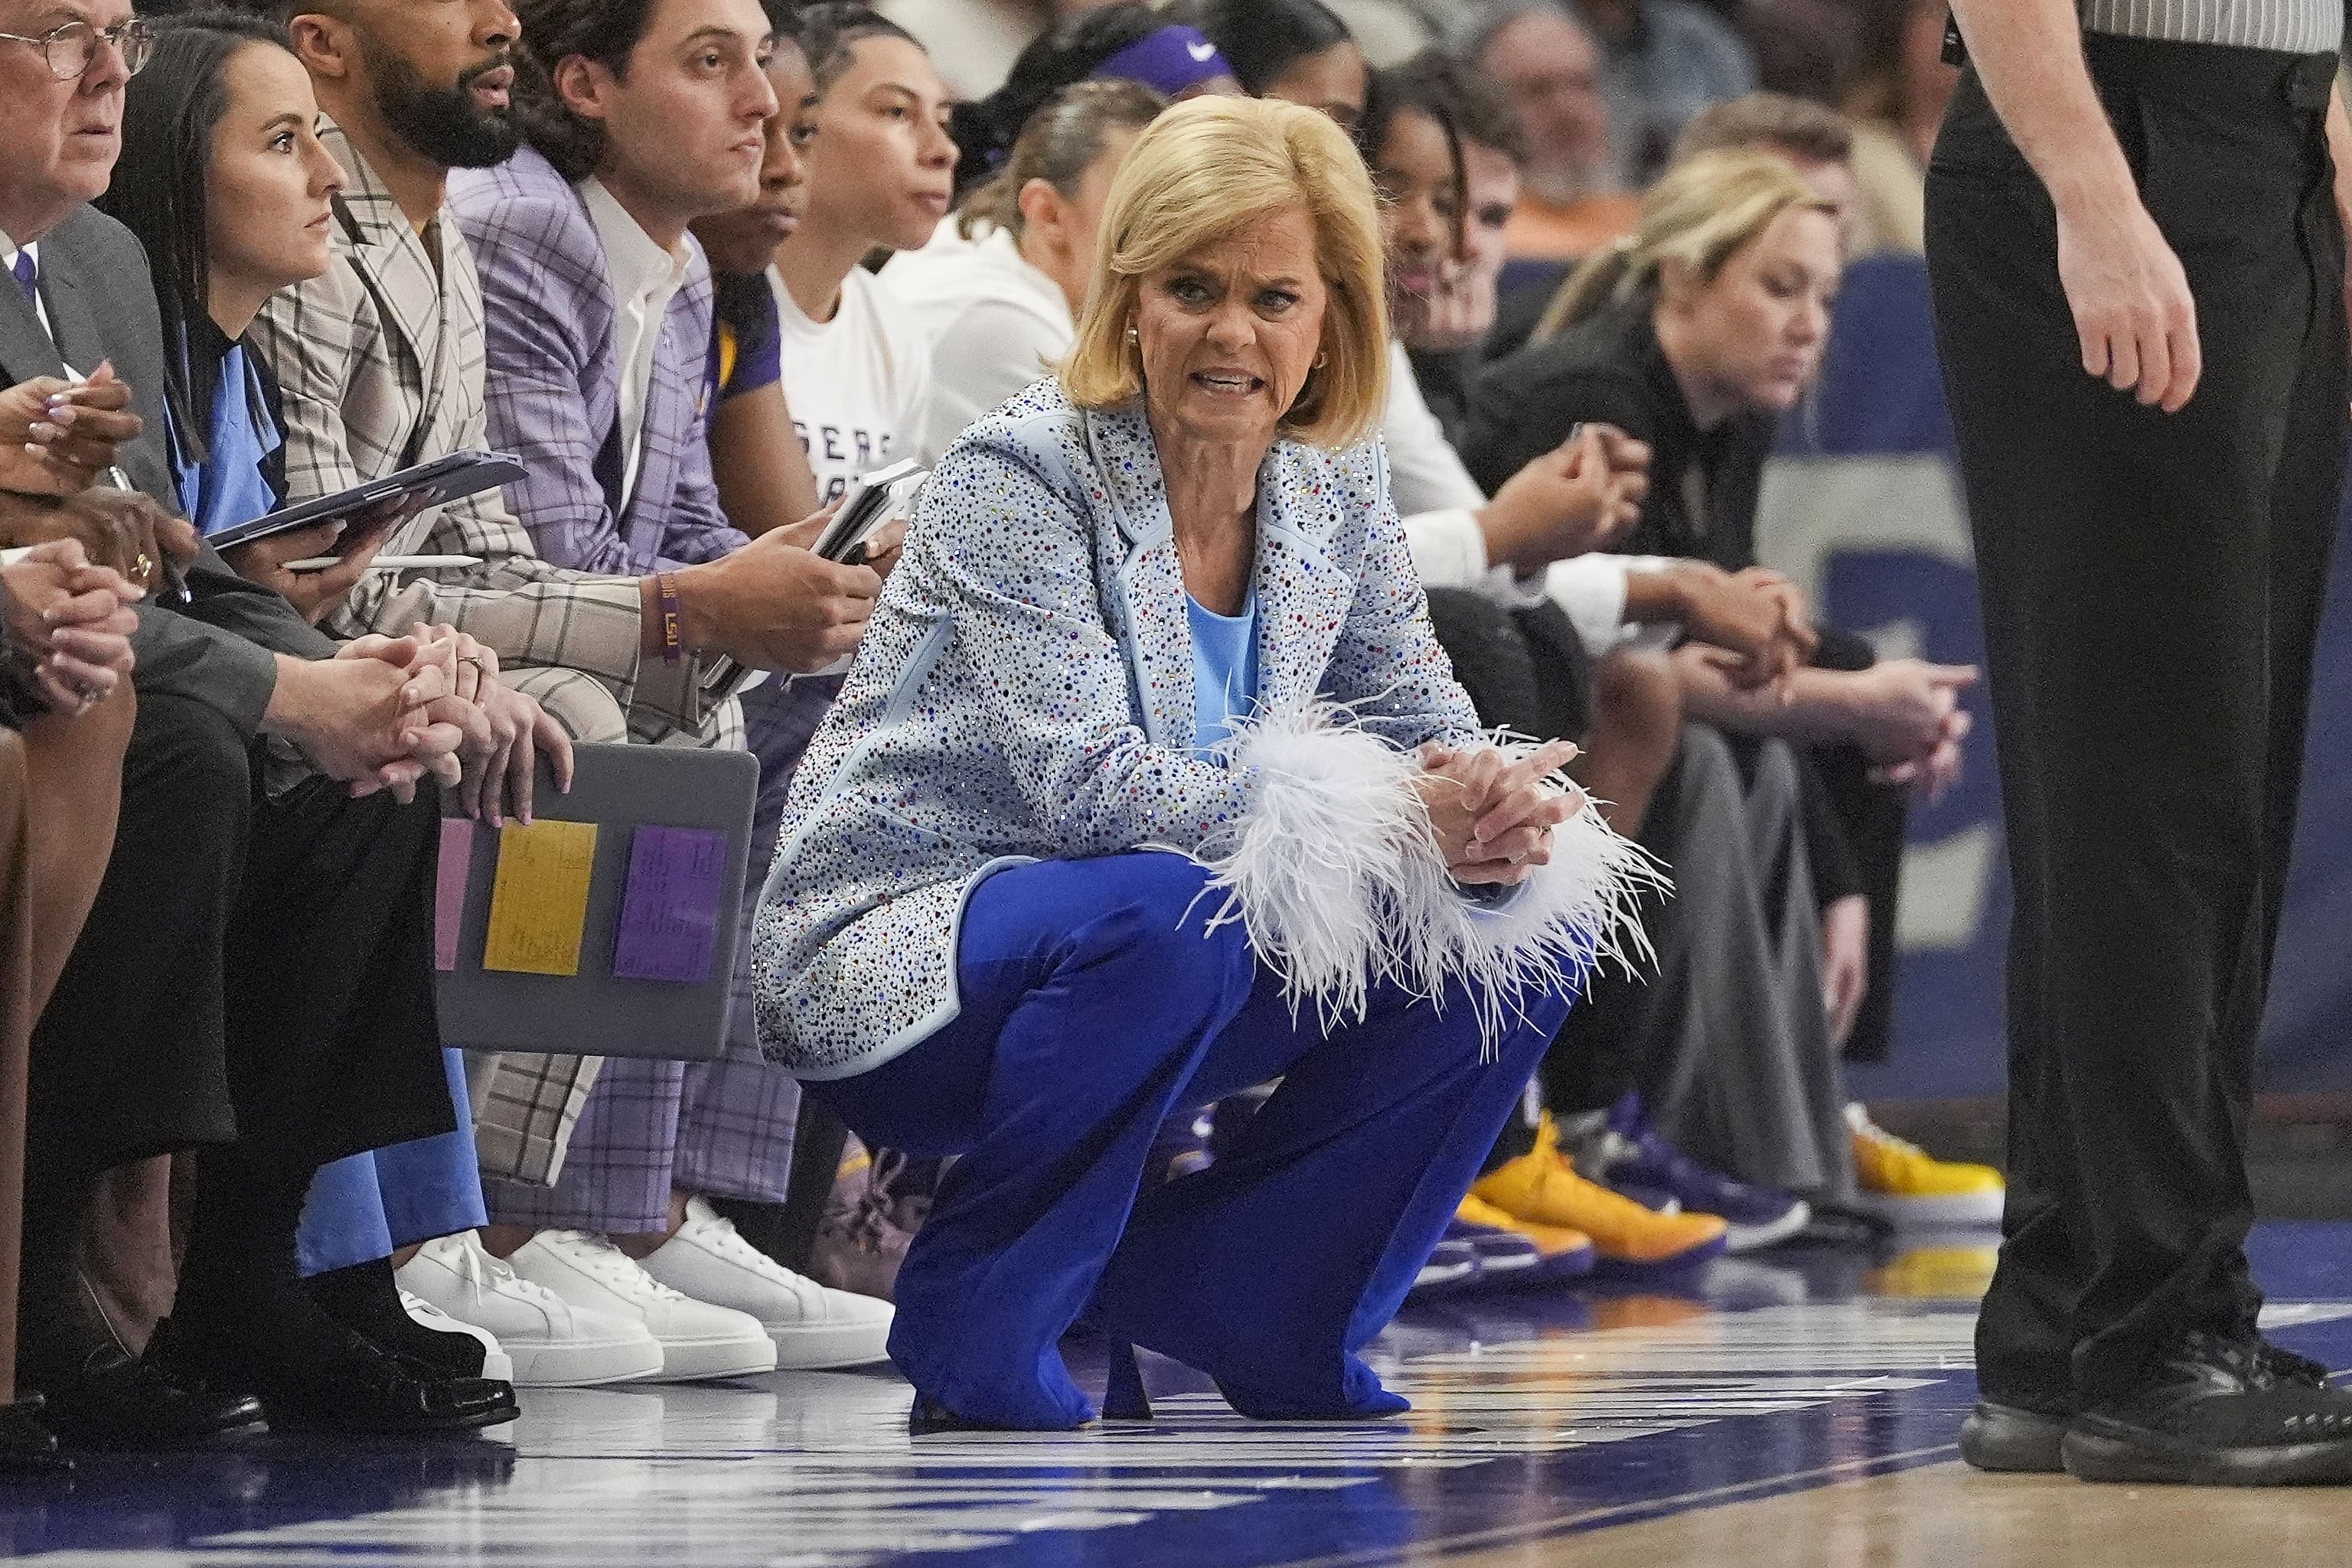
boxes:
[283,554,484,572]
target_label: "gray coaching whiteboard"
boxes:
[434,742,760,1061]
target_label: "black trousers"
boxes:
[1804,631,1910,1064]
[1421,589,1669,1120]
[1927,37,2347,1407]
[29,691,452,1187]
[1423,588,1594,744]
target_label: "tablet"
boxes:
[210,450,527,553]
[435,742,758,1061]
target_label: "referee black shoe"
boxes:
[1959,1400,2069,1472]
[2063,1331,2352,1485]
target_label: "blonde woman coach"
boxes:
[755,96,1649,1433]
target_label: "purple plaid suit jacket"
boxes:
[449,148,746,575]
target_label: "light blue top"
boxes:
[1186,592,1260,756]
[754,378,1483,1079]
[170,341,284,537]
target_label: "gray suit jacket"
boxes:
[0,206,333,735]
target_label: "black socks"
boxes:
[307,1258,484,1378]
[165,1144,378,1393]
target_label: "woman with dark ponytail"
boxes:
[92,8,529,1436]
[947,4,1236,203]
[888,78,1165,459]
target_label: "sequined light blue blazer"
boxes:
[753,379,1483,1080]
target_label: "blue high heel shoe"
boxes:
[909,1394,1024,1435]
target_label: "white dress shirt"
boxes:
[579,177,694,511]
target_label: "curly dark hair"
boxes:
[509,0,664,182]
[1376,49,1528,165]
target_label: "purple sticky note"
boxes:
[613,826,727,983]
[435,819,474,972]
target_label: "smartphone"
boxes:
[814,458,925,564]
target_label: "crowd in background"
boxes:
[0,0,2010,1458]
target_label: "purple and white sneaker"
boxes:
[1411,1237,1480,1295]
[1589,1096,1811,1254]
[1445,1214,1545,1285]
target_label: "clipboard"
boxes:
[434,742,760,1061]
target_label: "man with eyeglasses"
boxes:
[0,0,518,1455]
[0,10,149,77]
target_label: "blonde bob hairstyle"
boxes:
[1060,94,1390,450]
[1533,148,1836,345]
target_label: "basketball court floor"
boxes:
[7,1223,2351,1566]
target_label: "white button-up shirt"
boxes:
[579,177,694,512]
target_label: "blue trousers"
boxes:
[807,852,1569,1429]
[298,1049,489,1276]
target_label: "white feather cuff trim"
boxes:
[1190,700,1665,1050]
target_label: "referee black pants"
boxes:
[1926,36,2347,1407]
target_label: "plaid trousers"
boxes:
[484,674,839,1231]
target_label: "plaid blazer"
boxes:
[450,148,747,576]
[247,120,739,748]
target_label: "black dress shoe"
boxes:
[1959,1400,2069,1473]
[157,1318,516,1437]
[2063,1331,2352,1485]
[34,1345,265,1451]
[2256,1339,2333,1389]
[1788,1201,1897,1254]
[256,1350,519,1437]
[0,1398,72,1476]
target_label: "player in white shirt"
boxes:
[773,7,955,502]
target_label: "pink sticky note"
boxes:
[435,818,474,972]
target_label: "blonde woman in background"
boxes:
[1463,148,2002,1215]
[1836,0,1959,254]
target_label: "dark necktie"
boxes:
[9,249,34,310]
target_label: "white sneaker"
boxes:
[398,1232,664,1388]
[399,1287,516,1384]
[640,1198,894,1371]
[504,1229,777,1383]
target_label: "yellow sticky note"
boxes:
[481,820,599,976]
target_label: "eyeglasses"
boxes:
[0,17,155,81]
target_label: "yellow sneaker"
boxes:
[1846,1103,2006,1225]
[1456,1194,1596,1279]
[1470,1116,1728,1268]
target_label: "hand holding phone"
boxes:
[814,458,927,564]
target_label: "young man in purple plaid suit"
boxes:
[445,0,895,1376]
[245,0,892,1381]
